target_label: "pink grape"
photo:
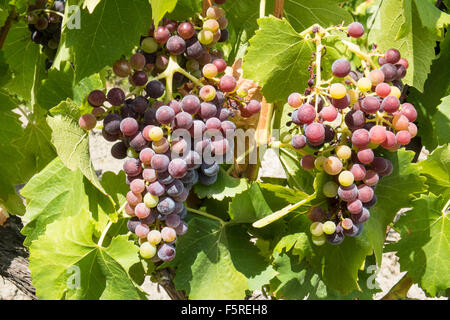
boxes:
[288,92,303,107]
[135,203,150,219]
[213,59,227,73]
[396,130,411,145]
[320,106,338,122]
[363,170,379,186]
[361,96,380,114]
[332,59,351,77]
[369,125,387,144]
[400,103,417,122]
[219,75,237,92]
[348,22,364,38]
[381,131,397,149]
[135,223,150,238]
[347,199,363,214]
[305,123,325,143]
[297,104,316,124]
[301,155,315,171]
[357,184,374,203]
[357,148,374,164]
[385,49,401,64]
[139,148,155,165]
[375,83,391,98]
[130,179,146,194]
[350,164,366,181]
[352,129,370,148]
[381,96,400,113]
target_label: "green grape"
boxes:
[147,230,162,245]
[330,83,347,99]
[338,170,354,187]
[322,221,336,235]
[144,193,159,208]
[312,234,326,246]
[203,19,220,33]
[310,222,324,237]
[198,30,214,45]
[314,156,327,171]
[323,181,338,198]
[141,37,158,53]
[140,242,157,259]
[149,126,164,141]
[127,147,139,158]
[336,145,351,160]
[357,77,372,92]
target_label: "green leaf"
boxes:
[2,21,44,100]
[64,0,152,82]
[15,107,56,181]
[228,183,273,223]
[243,16,314,102]
[365,149,426,263]
[82,0,102,13]
[21,158,126,246]
[434,96,450,145]
[408,34,450,150]
[267,0,353,31]
[149,0,177,28]
[417,145,450,196]
[47,99,108,197]
[37,62,103,110]
[167,0,201,22]
[194,168,249,200]
[388,193,450,297]
[368,0,439,91]
[172,217,273,299]
[29,210,144,299]
[0,90,25,214]
[413,0,450,37]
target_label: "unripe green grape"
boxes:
[322,221,336,235]
[203,19,220,34]
[312,234,326,246]
[144,193,159,208]
[198,30,214,45]
[140,242,157,259]
[148,126,164,141]
[199,85,217,101]
[330,83,347,99]
[336,145,352,160]
[314,156,327,171]
[310,222,324,237]
[357,77,372,92]
[323,181,338,198]
[141,37,158,53]
[147,230,162,245]
[338,170,354,187]
[202,63,218,79]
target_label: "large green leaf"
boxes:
[267,0,353,31]
[172,217,274,299]
[413,0,450,37]
[368,0,439,91]
[47,99,108,197]
[21,158,127,246]
[388,193,450,297]
[2,21,44,100]
[149,0,177,28]
[29,210,144,299]
[194,168,249,201]
[365,149,426,263]
[416,145,450,198]
[0,90,25,214]
[243,16,314,102]
[408,35,450,150]
[63,0,152,82]
[434,96,450,146]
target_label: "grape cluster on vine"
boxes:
[286,22,417,246]
[27,0,65,69]
[78,2,261,262]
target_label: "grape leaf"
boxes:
[2,21,44,100]
[368,0,438,91]
[413,0,450,37]
[266,0,353,31]
[20,158,126,246]
[434,96,450,146]
[228,183,273,223]
[14,106,56,182]
[388,193,450,297]
[37,62,103,110]
[82,0,102,13]
[0,90,25,215]
[47,99,109,198]
[63,0,152,82]
[408,34,450,150]
[416,145,450,197]
[172,217,274,299]
[365,149,426,263]
[29,210,145,300]
[149,0,177,28]
[194,168,249,200]
[167,0,201,22]
[243,16,314,102]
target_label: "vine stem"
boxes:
[313,31,323,113]
[273,0,285,19]
[0,8,16,50]
[30,8,65,18]
[186,207,226,226]
[97,221,112,248]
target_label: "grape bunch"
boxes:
[27,0,65,69]
[286,22,417,246]
[78,3,261,262]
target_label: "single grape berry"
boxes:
[347,22,364,38]
[146,80,165,98]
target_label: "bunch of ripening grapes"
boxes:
[286,22,417,246]
[27,0,65,69]
[78,8,262,262]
